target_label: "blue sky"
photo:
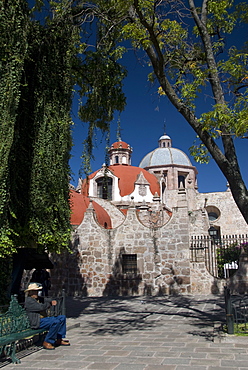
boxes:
[26,0,247,194]
[69,0,248,194]
[69,49,248,194]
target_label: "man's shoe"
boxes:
[55,339,70,346]
[43,341,55,350]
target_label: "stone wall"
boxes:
[195,190,248,236]
[92,197,125,228]
[50,202,191,296]
[190,262,224,295]
[49,190,248,297]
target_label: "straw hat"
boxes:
[24,282,43,292]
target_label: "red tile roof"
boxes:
[70,190,112,229]
[111,141,130,149]
[110,165,160,197]
[81,165,160,197]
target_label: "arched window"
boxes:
[115,156,119,164]
[161,181,166,203]
[178,175,185,189]
[96,177,113,200]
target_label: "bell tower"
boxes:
[108,139,133,165]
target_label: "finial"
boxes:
[163,119,166,135]
[117,116,122,142]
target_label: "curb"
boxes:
[213,322,248,343]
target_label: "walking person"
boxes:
[24,283,70,350]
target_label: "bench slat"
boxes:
[0,296,47,364]
[0,328,45,346]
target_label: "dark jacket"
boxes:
[25,296,52,329]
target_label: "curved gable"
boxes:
[70,190,112,229]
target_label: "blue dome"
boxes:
[139,147,192,168]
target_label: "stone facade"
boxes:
[50,190,248,297]
[51,193,193,297]
[49,134,248,297]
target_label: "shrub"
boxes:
[217,242,248,278]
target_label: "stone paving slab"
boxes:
[1,295,248,369]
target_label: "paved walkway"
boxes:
[2,294,248,369]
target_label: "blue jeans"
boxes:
[39,315,66,344]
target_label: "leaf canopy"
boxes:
[0,0,126,256]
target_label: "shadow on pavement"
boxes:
[65,294,226,341]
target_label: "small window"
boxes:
[122,254,137,274]
[208,212,218,221]
[206,206,220,221]
[178,175,185,189]
[115,156,119,164]
[96,177,113,200]
[161,181,166,203]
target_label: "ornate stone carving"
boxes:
[139,184,147,196]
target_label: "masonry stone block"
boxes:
[49,188,248,297]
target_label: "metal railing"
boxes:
[0,289,66,316]
[224,287,248,334]
[190,234,248,278]
[47,289,66,316]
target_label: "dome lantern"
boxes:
[108,139,133,166]
[159,134,172,148]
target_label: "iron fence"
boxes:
[224,287,248,334]
[0,289,66,316]
[47,290,66,316]
[190,234,248,278]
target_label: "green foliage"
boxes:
[0,256,12,305]
[90,0,248,164]
[74,0,248,227]
[78,50,126,174]
[0,0,30,256]
[1,0,248,255]
[75,4,127,175]
[236,2,248,23]
[206,0,236,34]
[217,242,248,278]
[0,0,128,256]
[23,17,76,254]
[0,0,77,256]
[78,52,126,129]
[223,323,248,335]
[189,142,210,164]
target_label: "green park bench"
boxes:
[0,292,66,364]
[0,295,47,364]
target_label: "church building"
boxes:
[51,134,248,296]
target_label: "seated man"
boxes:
[24,282,70,350]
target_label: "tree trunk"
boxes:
[135,0,248,225]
